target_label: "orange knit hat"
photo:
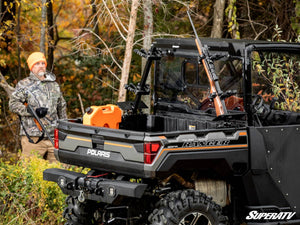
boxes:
[27,52,47,70]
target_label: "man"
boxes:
[9,52,67,162]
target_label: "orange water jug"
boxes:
[83,104,122,129]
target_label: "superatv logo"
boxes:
[87,149,110,158]
[246,210,296,220]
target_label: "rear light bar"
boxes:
[54,128,59,149]
[144,142,161,164]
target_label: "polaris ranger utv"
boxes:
[44,36,300,225]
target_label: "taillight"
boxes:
[54,128,59,149]
[144,142,161,164]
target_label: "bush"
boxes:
[0,156,67,225]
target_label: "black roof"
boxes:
[153,38,300,57]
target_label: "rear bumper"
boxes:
[43,168,147,204]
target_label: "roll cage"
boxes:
[127,38,300,126]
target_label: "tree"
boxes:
[211,0,226,38]
[141,0,153,113]
[118,0,140,102]
[40,0,47,53]
[0,0,16,96]
[46,0,54,70]
[16,0,22,79]
[0,72,14,97]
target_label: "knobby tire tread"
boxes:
[148,189,228,225]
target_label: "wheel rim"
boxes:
[179,212,212,225]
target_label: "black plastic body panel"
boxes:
[244,125,300,217]
[156,148,248,177]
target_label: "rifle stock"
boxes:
[188,11,227,117]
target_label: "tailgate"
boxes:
[55,120,147,177]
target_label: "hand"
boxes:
[35,107,48,118]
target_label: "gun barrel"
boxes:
[187,11,227,117]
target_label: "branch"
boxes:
[103,65,121,81]
[255,25,268,40]
[246,0,258,37]
[54,0,65,23]
[77,93,85,115]
[111,0,128,33]
[0,71,15,97]
[172,0,189,7]
[238,18,268,40]
[102,0,127,41]
[96,77,119,91]
[74,29,122,70]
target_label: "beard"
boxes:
[37,71,46,77]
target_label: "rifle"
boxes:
[187,11,227,117]
[26,104,54,146]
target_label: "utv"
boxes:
[44,37,300,225]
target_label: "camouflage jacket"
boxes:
[9,72,67,137]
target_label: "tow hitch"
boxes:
[43,168,147,204]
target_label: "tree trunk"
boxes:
[0,72,15,97]
[211,0,226,38]
[40,0,47,54]
[16,1,21,79]
[118,0,140,102]
[91,0,100,55]
[91,0,99,37]
[141,0,153,113]
[47,0,54,71]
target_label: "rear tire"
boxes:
[148,189,228,225]
[63,196,100,225]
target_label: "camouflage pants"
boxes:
[21,136,57,163]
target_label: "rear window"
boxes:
[155,55,244,111]
[251,50,300,112]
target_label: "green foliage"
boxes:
[252,25,300,112]
[225,0,240,39]
[55,52,118,118]
[271,24,285,42]
[0,156,67,224]
[291,0,300,34]
[253,51,300,112]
